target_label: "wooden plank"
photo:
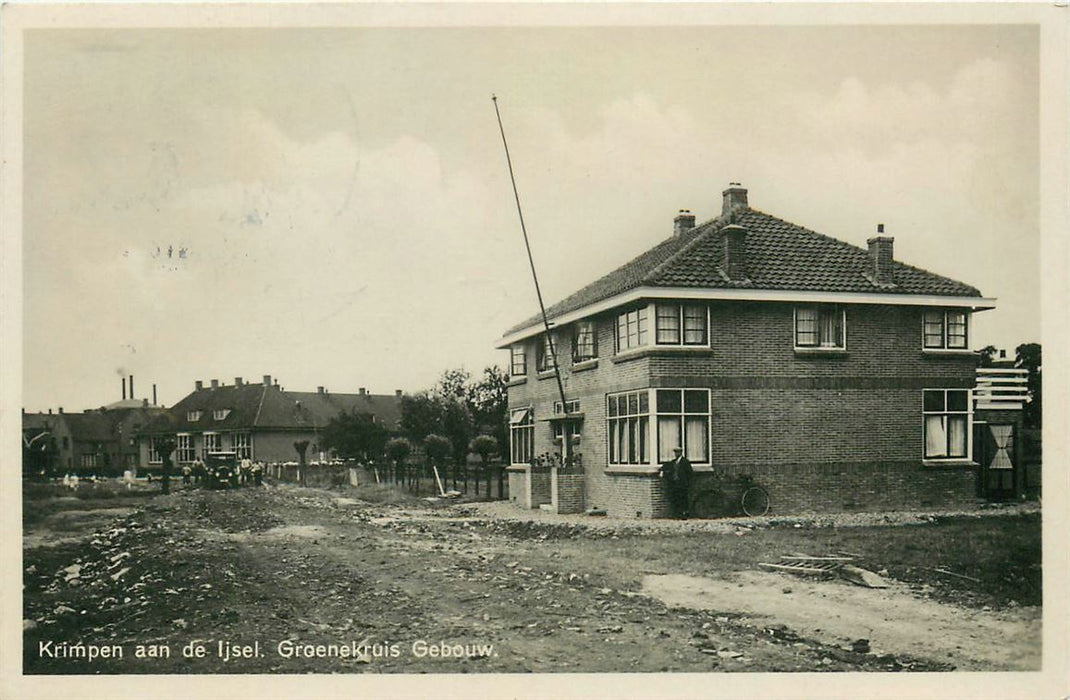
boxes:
[780,555,854,562]
[976,368,1028,374]
[759,562,837,576]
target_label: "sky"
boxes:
[21,23,1040,412]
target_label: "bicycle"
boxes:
[690,472,770,518]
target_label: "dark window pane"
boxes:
[684,390,708,413]
[657,389,682,413]
[638,391,649,414]
[923,390,945,412]
[947,390,969,412]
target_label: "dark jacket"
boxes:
[660,454,693,490]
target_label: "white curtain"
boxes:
[685,417,708,462]
[990,425,1013,469]
[658,417,681,462]
[947,416,967,457]
[925,416,947,457]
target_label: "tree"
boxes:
[978,345,998,368]
[385,437,413,485]
[294,440,310,485]
[466,366,509,461]
[156,437,176,495]
[320,410,390,461]
[469,435,499,499]
[1015,343,1041,428]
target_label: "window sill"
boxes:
[536,370,558,381]
[794,347,848,357]
[922,459,978,469]
[506,464,529,473]
[611,345,713,364]
[922,349,975,357]
[605,463,715,476]
[571,358,599,372]
[506,377,528,387]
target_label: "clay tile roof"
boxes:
[504,207,981,336]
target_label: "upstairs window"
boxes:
[536,334,557,373]
[572,321,598,362]
[616,306,649,352]
[655,303,708,346]
[186,410,201,422]
[213,409,231,421]
[510,345,527,377]
[923,310,968,349]
[795,306,845,349]
[923,389,970,460]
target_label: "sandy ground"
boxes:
[642,572,1040,671]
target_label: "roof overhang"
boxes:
[495,286,997,347]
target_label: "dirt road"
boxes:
[22,484,1040,674]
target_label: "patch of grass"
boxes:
[554,513,1041,610]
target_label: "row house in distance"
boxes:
[138,375,402,469]
[496,184,995,518]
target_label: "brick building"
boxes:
[137,375,402,470]
[496,184,997,518]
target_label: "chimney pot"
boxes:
[142,398,148,407]
[721,183,748,218]
[359,387,367,396]
[195,380,204,390]
[153,383,158,405]
[235,377,243,386]
[263,375,272,387]
[722,224,748,281]
[867,231,895,286]
[673,209,696,236]
[48,408,52,414]
[210,379,219,389]
[58,407,63,414]
[317,386,325,394]
[395,389,403,398]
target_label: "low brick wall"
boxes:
[553,472,586,514]
[593,460,976,518]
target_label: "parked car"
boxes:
[205,451,239,489]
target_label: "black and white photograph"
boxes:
[2,3,1066,699]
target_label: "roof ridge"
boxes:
[742,208,870,255]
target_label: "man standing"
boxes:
[659,447,694,519]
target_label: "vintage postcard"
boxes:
[2,3,1066,699]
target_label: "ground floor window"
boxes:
[201,432,220,458]
[148,438,164,464]
[80,453,98,469]
[232,432,252,460]
[510,407,534,465]
[176,434,195,463]
[607,388,711,466]
[923,389,970,459]
[655,389,710,463]
[607,390,650,465]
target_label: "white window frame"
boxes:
[509,407,535,466]
[923,310,969,350]
[615,306,650,353]
[794,305,847,350]
[922,389,972,462]
[654,388,712,465]
[606,390,651,465]
[176,433,195,463]
[232,432,252,460]
[654,302,709,346]
[148,437,164,464]
[213,409,231,421]
[80,453,98,469]
[510,344,527,377]
[572,321,598,362]
[201,432,220,458]
[536,333,557,373]
[186,410,201,422]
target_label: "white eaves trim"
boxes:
[495,286,997,348]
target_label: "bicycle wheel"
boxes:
[740,485,770,517]
[691,490,726,519]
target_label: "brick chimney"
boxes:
[359,387,367,396]
[867,224,895,286]
[673,210,696,236]
[210,379,219,389]
[234,377,243,386]
[195,380,204,390]
[721,182,748,218]
[722,224,748,281]
[317,386,325,394]
[263,375,272,387]
[395,389,403,398]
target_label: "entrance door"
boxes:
[975,422,1016,501]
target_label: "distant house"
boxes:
[497,183,1003,518]
[137,375,403,469]
[22,398,165,475]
